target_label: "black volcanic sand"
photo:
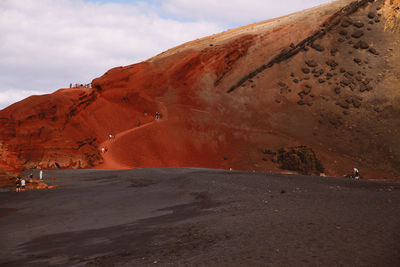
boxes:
[1,168,399,266]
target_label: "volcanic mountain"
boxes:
[0,0,399,183]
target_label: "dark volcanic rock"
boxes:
[318,78,325,83]
[359,84,373,92]
[276,146,324,175]
[341,17,352,27]
[353,40,369,49]
[340,79,351,86]
[368,47,379,55]
[339,29,348,36]
[311,43,324,52]
[351,30,364,38]
[326,60,338,68]
[353,22,364,28]
[334,87,341,94]
[330,48,339,56]
[354,58,362,64]
[302,68,311,74]
[367,12,376,19]
[352,98,361,108]
[305,60,318,68]
[336,100,350,109]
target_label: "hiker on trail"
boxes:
[113,133,116,140]
[16,177,21,192]
[70,83,72,88]
[29,173,33,181]
[101,147,105,153]
[39,170,43,180]
[21,178,26,191]
[155,112,161,121]
[109,134,113,141]
[138,121,141,127]
[105,147,108,153]
[353,168,360,179]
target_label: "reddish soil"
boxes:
[0,0,399,182]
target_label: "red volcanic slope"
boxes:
[0,0,399,182]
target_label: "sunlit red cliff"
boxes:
[1,0,399,184]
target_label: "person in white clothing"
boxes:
[353,168,360,179]
[21,179,26,191]
[39,170,43,180]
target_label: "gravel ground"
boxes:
[1,168,399,266]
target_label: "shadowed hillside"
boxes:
[0,0,399,182]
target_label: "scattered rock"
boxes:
[297,100,306,105]
[275,99,281,104]
[318,78,325,83]
[293,79,299,83]
[351,30,364,38]
[368,21,374,24]
[330,48,339,56]
[353,22,364,28]
[367,12,376,19]
[340,79,351,86]
[290,73,295,77]
[326,60,338,69]
[352,98,361,108]
[290,43,295,49]
[305,60,318,68]
[334,87,341,94]
[339,29,348,36]
[338,38,345,43]
[368,47,379,55]
[374,19,380,23]
[341,18,352,27]
[359,84,373,92]
[302,68,310,74]
[353,40,369,49]
[336,100,350,109]
[311,43,324,52]
[353,58,362,64]
[340,68,346,73]
[278,82,286,87]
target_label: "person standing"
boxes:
[16,177,21,192]
[353,167,360,179]
[29,173,33,181]
[21,178,26,191]
[39,170,43,180]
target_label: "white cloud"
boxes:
[0,0,333,110]
[0,0,221,109]
[160,0,334,28]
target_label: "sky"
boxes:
[0,0,333,109]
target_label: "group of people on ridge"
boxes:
[70,83,91,89]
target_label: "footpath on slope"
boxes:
[97,118,163,170]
